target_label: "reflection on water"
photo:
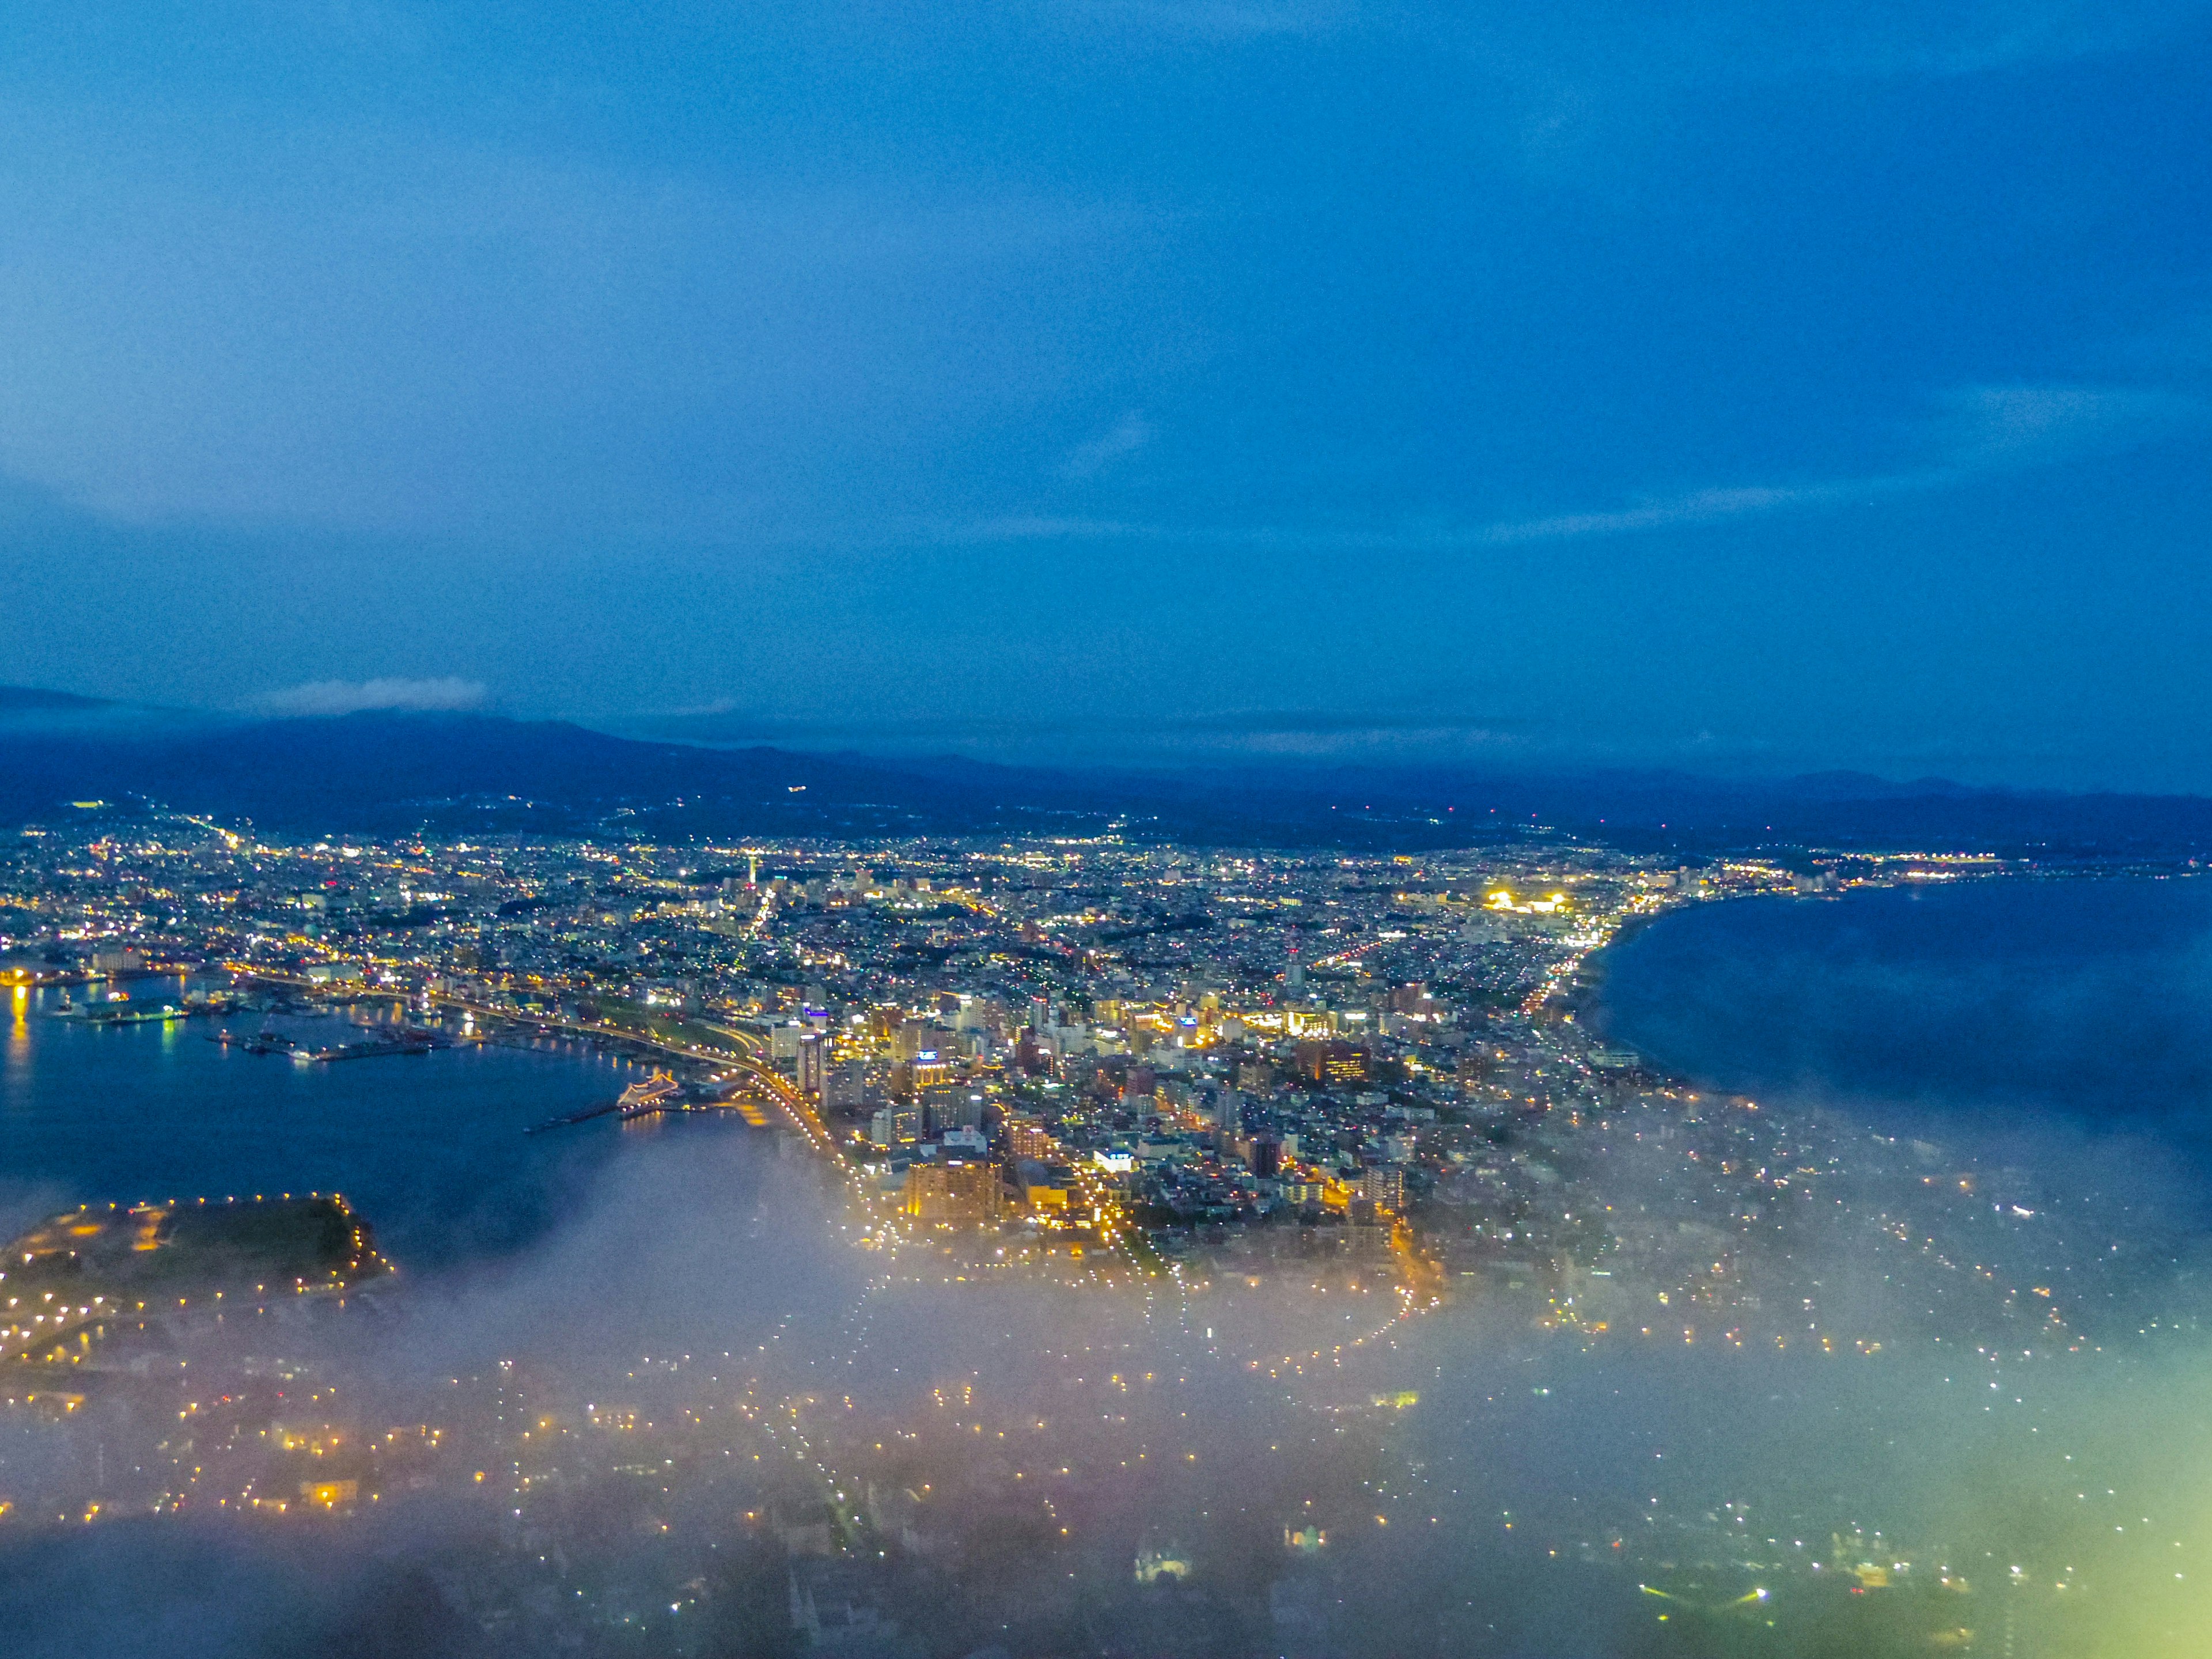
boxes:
[0,979,658,1267]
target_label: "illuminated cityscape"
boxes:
[2,0,2206,1647]
[4,816,2205,1653]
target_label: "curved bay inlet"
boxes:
[1597,874,2212,1201]
[0,980,775,1269]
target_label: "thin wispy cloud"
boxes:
[0,1,2202,792]
[1058,412,1154,479]
[257,677,488,718]
[1070,0,1366,43]
[1077,0,2212,79]
[1476,383,2197,546]
[945,382,2201,552]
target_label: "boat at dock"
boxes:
[524,1070,688,1134]
[75,1002,193,1026]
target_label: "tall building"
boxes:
[904,1158,999,1225]
[796,1032,826,1099]
[1358,1166,1405,1212]
[1296,1040,1369,1085]
[922,1086,985,1133]
[869,1105,922,1148]
[824,1059,869,1111]
[1211,1087,1244,1134]
[893,1020,944,1061]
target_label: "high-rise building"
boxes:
[922,1086,985,1133]
[796,1032,825,1098]
[905,1158,999,1225]
[1211,1087,1244,1134]
[824,1059,869,1111]
[869,1105,922,1148]
[1296,1040,1369,1085]
[893,1020,943,1061]
[1358,1166,1405,1211]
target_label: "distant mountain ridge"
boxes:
[1,687,2207,854]
[0,684,229,743]
[0,687,109,713]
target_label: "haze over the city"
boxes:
[13,11,2212,1659]
[1,2,2209,787]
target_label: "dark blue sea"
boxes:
[1599,874,2212,1200]
[0,980,719,1268]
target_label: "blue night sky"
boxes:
[1,3,2209,787]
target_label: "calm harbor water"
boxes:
[1598,874,2212,1183]
[0,979,712,1269]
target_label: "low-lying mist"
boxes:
[8,1073,2212,1658]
